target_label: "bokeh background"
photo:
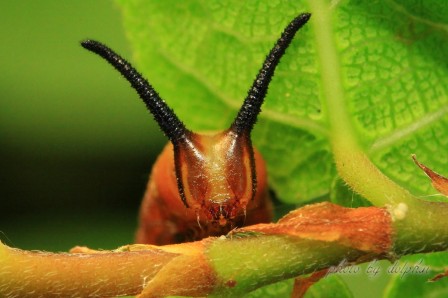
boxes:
[0,1,166,251]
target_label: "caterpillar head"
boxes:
[81,13,311,226]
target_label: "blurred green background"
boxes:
[0,1,166,251]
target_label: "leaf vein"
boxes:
[370,104,448,152]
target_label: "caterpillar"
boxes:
[81,13,311,245]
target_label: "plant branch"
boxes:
[1,202,447,297]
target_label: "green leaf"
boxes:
[117,0,447,205]
[245,275,353,298]
[305,274,353,298]
[384,252,448,298]
[244,278,295,298]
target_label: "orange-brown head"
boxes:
[174,130,256,225]
[81,13,311,227]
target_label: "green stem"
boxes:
[308,0,448,254]
[308,0,418,208]
[208,236,363,297]
[393,200,448,254]
[309,0,406,206]
[1,203,446,297]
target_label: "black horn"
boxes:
[81,40,187,142]
[231,13,311,134]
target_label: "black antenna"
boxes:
[231,13,311,134]
[81,40,187,142]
